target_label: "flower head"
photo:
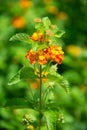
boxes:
[45,45,64,64]
[37,50,47,65]
[31,32,44,42]
[26,49,36,64]
[26,45,64,65]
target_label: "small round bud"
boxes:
[27,125,34,130]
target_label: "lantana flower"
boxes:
[45,45,64,64]
[26,49,36,64]
[31,32,44,42]
[26,45,64,65]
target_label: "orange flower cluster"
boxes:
[26,45,64,65]
[31,32,44,42]
[45,45,64,64]
[26,49,36,64]
[31,32,50,43]
[38,50,47,65]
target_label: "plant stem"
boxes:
[39,65,42,130]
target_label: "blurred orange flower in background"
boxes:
[57,11,68,20]
[31,78,48,89]
[20,0,33,9]
[46,5,58,14]
[66,45,82,57]
[31,81,39,89]
[43,0,53,5]
[11,16,25,28]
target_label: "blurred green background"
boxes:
[0,0,87,130]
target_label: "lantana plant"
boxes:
[9,17,69,130]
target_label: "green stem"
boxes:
[39,65,42,130]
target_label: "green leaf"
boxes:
[37,44,48,50]
[4,98,34,108]
[8,68,22,85]
[8,66,37,86]
[60,78,69,94]
[9,33,30,43]
[47,73,62,82]
[46,102,59,111]
[42,17,51,29]
[20,67,37,79]
[44,111,57,130]
[35,22,43,30]
[55,30,65,38]
[47,73,69,93]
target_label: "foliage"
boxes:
[7,17,68,129]
[0,0,87,130]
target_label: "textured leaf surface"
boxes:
[8,69,22,85]
[47,73,69,93]
[20,67,37,79]
[8,66,36,86]
[42,17,51,29]
[44,111,57,130]
[60,78,69,94]
[9,33,30,42]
